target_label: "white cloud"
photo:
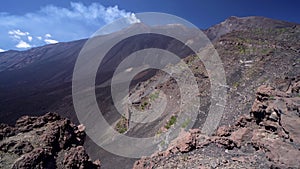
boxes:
[44,39,58,44]
[44,33,58,44]
[8,29,29,41]
[102,5,140,24]
[15,40,32,48]
[28,36,33,42]
[8,29,29,36]
[0,2,140,50]
[0,48,5,52]
[45,34,51,38]
[126,13,141,24]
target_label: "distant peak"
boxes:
[205,16,298,41]
[227,16,239,20]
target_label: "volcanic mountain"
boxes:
[0,16,299,168]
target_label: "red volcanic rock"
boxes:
[170,129,201,153]
[215,125,231,137]
[256,85,288,98]
[61,146,100,169]
[0,112,101,169]
[229,127,249,148]
[12,148,50,169]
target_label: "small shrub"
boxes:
[115,115,128,134]
[140,101,148,110]
[233,82,239,88]
[156,129,162,135]
[269,95,276,100]
[165,116,177,129]
[160,140,166,146]
[238,45,246,54]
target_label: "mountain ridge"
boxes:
[205,15,299,41]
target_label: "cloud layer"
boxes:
[0,2,140,51]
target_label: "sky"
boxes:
[0,0,299,52]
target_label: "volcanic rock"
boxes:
[134,77,300,168]
[0,113,100,169]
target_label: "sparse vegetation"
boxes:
[140,101,148,110]
[276,27,288,34]
[238,44,246,54]
[261,48,271,55]
[156,129,162,135]
[181,154,189,161]
[115,115,128,134]
[233,81,240,89]
[149,91,159,101]
[181,118,191,128]
[165,115,177,129]
[269,95,276,100]
[160,140,166,147]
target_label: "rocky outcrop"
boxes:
[57,146,101,169]
[0,112,100,169]
[248,79,300,168]
[134,77,300,168]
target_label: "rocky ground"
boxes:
[133,77,300,168]
[1,78,298,169]
[0,113,100,169]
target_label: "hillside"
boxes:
[134,78,300,168]
[0,16,299,168]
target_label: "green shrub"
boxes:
[140,101,148,110]
[269,95,276,100]
[115,116,128,134]
[165,116,177,129]
[233,81,239,88]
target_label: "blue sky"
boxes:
[0,0,299,52]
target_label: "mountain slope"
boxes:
[134,78,300,168]
[0,16,299,169]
